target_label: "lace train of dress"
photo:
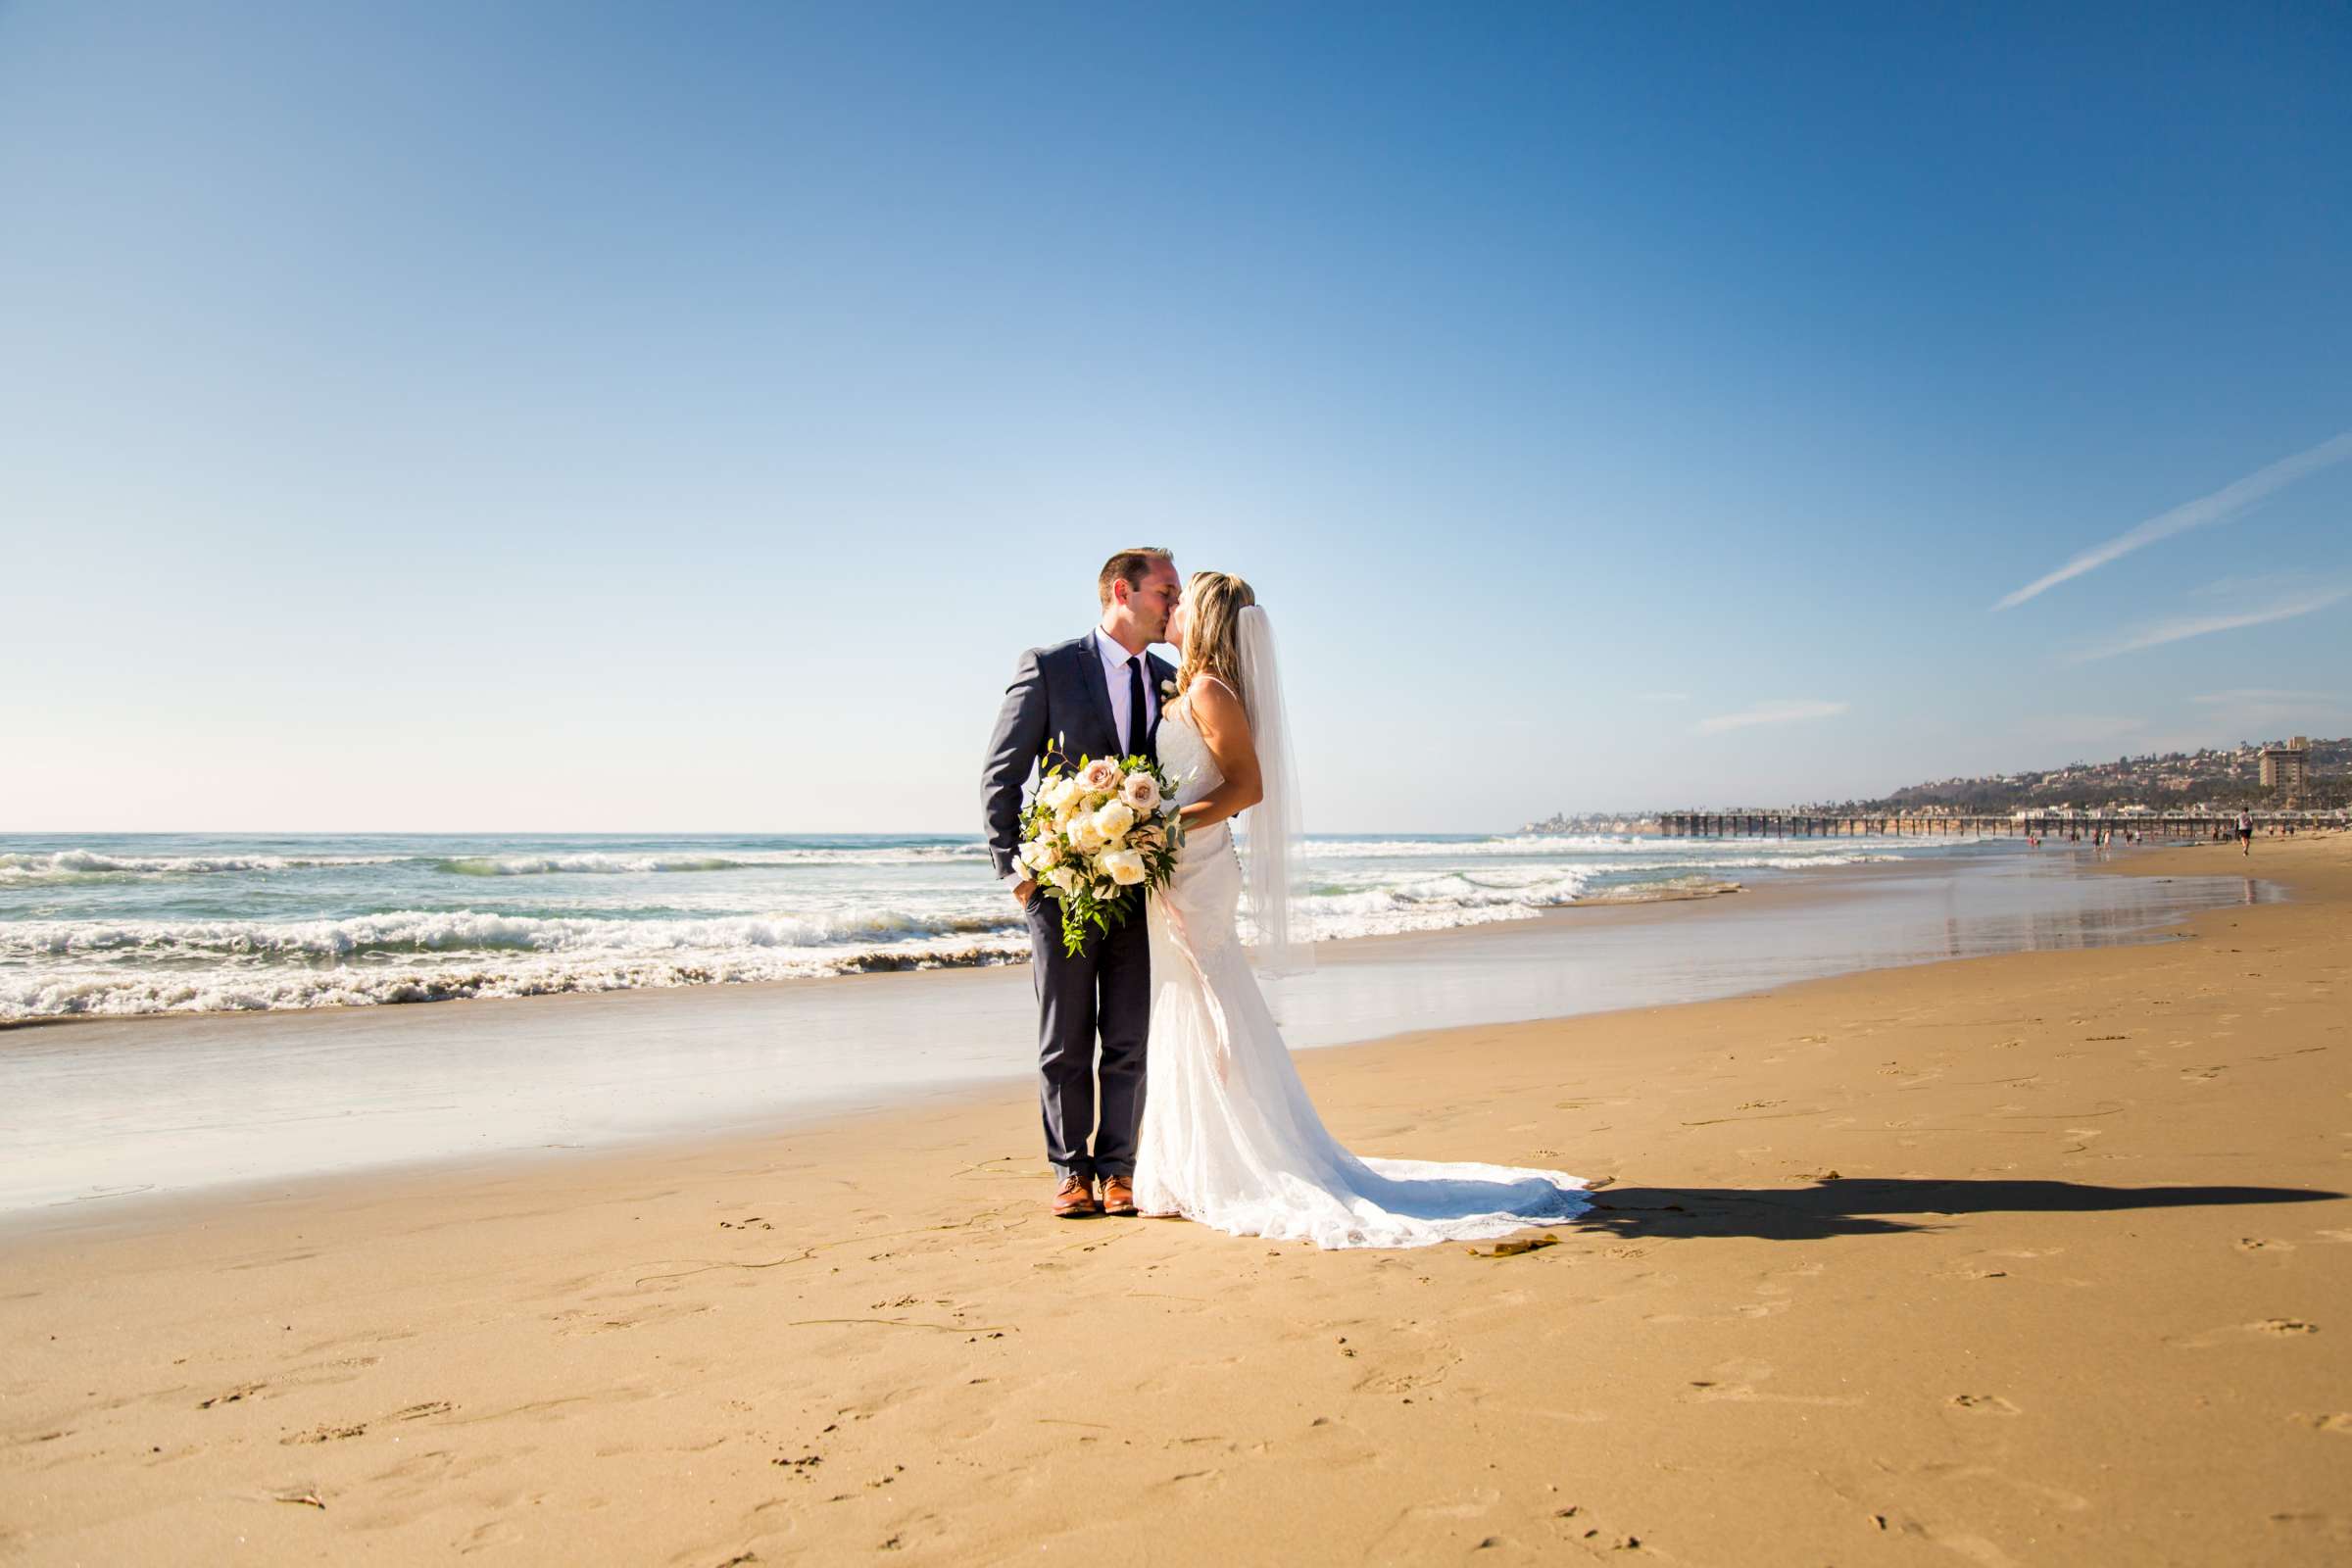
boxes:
[1131,710,1589,1249]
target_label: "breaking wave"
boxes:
[434,845,989,875]
[0,907,1014,964]
[0,851,400,884]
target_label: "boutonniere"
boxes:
[1160,679,1178,698]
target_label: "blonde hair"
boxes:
[1174,570,1257,707]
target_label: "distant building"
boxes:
[2260,736,2310,793]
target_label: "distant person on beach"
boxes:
[2237,810,2254,856]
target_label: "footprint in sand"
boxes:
[2172,1319,2320,1348]
[279,1424,367,1446]
[1947,1394,2021,1415]
[2236,1237,2297,1253]
[197,1383,264,1409]
[1353,1343,1463,1396]
[2268,1512,2352,1544]
[1688,1360,1862,1407]
[2293,1413,2352,1436]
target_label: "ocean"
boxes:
[0,830,1999,1020]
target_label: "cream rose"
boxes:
[1042,775,1080,811]
[1022,838,1060,871]
[1096,847,1147,886]
[1120,771,1161,812]
[1047,865,1079,894]
[1067,815,1108,855]
[1081,758,1123,793]
[1091,799,1136,841]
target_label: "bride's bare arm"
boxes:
[1177,677,1263,831]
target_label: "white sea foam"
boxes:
[0,906,1015,964]
[1578,875,1744,904]
[434,845,987,874]
[0,851,401,882]
[439,854,753,876]
[1272,867,1603,941]
[0,944,1034,1019]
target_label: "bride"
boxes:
[1131,571,1590,1249]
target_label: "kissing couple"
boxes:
[981,548,1588,1249]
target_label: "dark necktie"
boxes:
[1125,656,1149,758]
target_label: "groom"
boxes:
[982,548,1181,1219]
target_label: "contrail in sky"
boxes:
[2065,586,2348,662]
[1693,699,1849,735]
[1993,431,2352,611]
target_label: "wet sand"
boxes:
[2,835,2347,1564]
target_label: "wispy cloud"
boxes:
[2064,586,2349,663]
[1694,699,1849,735]
[1992,431,2352,611]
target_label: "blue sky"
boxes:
[2,2,2346,832]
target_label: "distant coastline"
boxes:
[1524,732,2348,834]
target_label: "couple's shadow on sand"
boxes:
[1568,1178,2343,1241]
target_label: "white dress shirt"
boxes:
[1093,626,1158,755]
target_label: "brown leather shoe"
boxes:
[1101,1176,1137,1217]
[1052,1175,1098,1218]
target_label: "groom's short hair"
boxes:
[1099,547,1176,607]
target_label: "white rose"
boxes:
[1092,800,1136,841]
[1022,838,1060,870]
[1081,758,1122,793]
[1042,776,1080,811]
[1047,865,1078,893]
[1120,772,1161,812]
[1067,815,1107,855]
[1096,847,1147,886]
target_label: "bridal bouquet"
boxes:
[1018,747,1184,956]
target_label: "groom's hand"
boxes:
[1011,878,1037,906]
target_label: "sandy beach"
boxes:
[4,835,2347,1565]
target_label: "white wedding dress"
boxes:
[1131,700,1591,1249]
